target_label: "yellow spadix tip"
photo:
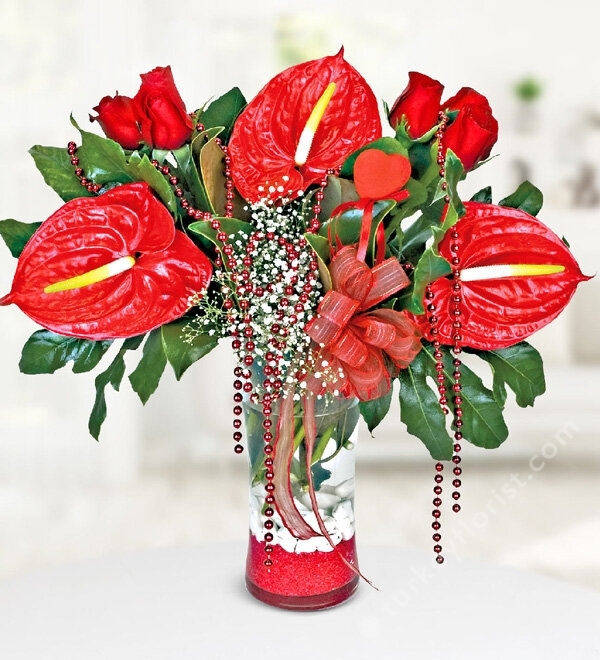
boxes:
[294,82,337,167]
[460,263,565,282]
[44,255,136,293]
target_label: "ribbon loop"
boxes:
[305,245,422,400]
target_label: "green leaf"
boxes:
[188,216,252,257]
[468,342,546,408]
[437,149,465,232]
[405,246,452,314]
[73,119,135,186]
[126,151,178,212]
[304,232,330,263]
[128,329,167,404]
[161,320,218,380]
[198,87,247,142]
[172,145,211,213]
[72,119,177,212]
[359,388,393,434]
[400,197,447,258]
[89,335,144,440]
[421,344,509,450]
[499,181,543,216]
[470,186,492,203]
[29,145,93,202]
[0,219,41,257]
[398,349,453,460]
[318,200,396,255]
[19,330,112,375]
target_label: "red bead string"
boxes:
[66,142,101,194]
[426,110,465,564]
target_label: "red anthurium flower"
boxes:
[305,245,422,400]
[0,182,212,340]
[228,49,382,203]
[414,202,591,350]
[331,149,411,262]
[388,73,498,171]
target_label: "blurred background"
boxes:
[0,0,599,590]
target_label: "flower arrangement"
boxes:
[0,50,590,577]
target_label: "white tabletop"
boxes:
[0,542,599,659]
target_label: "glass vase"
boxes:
[243,393,360,611]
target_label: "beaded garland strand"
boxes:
[426,112,464,565]
[66,115,461,568]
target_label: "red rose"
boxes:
[91,94,142,150]
[90,66,193,151]
[388,71,444,139]
[388,75,498,171]
[443,87,498,171]
[133,66,194,150]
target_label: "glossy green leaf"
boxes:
[470,186,493,204]
[398,349,453,460]
[72,118,177,212]
[400,200,445,256]
[128,329,167,404]
[469,342,546,408]
[318,200,396,253]
[499,180,543,217]
[125,151,178,212]
[161,319,219,380]
[198,87,247,143]
[19,329,112,375]
[188,216,252,255]
[421,344,509,450]
[89,335,144,440]
[0,219,41,258]
[359,387,393,434]
[172,145,211,214]
[405,246,452,314]
[29,145,94,202]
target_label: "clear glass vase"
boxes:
[243,393,360,610]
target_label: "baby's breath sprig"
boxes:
[225,196,323,399]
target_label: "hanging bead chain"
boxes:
[426,111,464,564]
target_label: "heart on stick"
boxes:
[353,149,411,199]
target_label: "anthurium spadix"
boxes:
[0,182,212,340]
[416,202,591,350]
[228,49,382,203]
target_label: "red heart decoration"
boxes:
[353,149,411,199]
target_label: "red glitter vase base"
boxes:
[245,534,360,611]
[246,573,359,611]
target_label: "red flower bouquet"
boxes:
[0,48,590,610]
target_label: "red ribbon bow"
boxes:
[305,245,422,400]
